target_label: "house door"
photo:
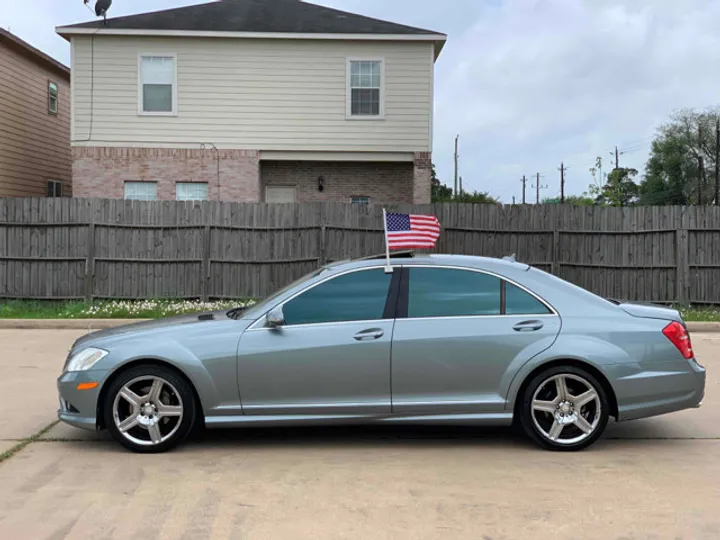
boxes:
[265,186,296,203]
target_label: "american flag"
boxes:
[385,212,441,250]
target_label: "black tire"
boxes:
[104,365,197,453]
[518,365,609,452]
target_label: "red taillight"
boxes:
[663,321,694,359]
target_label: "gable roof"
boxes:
[57,0,446,56]
[60,0,442,35]
[0,29,70,79]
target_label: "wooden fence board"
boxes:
[2,199,720,303]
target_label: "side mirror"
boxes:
[265,306,285,328]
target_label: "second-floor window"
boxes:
[348,60,383,118]
[48,81,58,115]
[139,55,176,115]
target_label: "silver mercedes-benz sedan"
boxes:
[57,254,706,453]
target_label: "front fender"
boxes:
[503,334,628,408]
[97,338,223,414]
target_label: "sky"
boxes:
[4,0,720,202]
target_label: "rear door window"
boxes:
[408,268,502,318]
[505,282,551,315]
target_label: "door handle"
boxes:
[513,320,544,332]
[354,329,385,341]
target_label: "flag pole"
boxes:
[383,208,392,273]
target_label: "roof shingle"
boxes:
[61,0,443,36]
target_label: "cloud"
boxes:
[4,0,720,201]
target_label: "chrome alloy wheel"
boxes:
[530,374,602,446]
[112,376,184,446]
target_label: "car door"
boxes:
[237,267,398,415]
[391,266,561,414]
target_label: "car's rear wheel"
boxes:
[104,365,196,453]
[519,365,609,451]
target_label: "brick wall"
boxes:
[71,147,432,204]
[72,147,260,201]
[260,161,416,204]
[413,152,432,204]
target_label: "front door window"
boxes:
[283,268,393,326]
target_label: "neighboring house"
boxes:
[0,29,71,197]
[56,0,445,204]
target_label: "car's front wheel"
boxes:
[104,365,197,453]
[519,365,609,451]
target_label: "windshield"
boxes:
[238,268,326,320]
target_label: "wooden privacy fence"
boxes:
[1,198,720,304]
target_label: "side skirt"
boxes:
[204,412,514,429]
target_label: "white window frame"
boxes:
[124,181,158,201]
[346,58,385,120]
[48,81,58,115]
[138,53,178,117]
[176,182,209,201]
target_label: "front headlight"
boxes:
[66,348,109,372]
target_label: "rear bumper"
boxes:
[57,369,108,431]
[609,358,706,421]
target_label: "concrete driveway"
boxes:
[0,329,717,540]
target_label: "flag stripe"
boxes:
[385,211,441,251]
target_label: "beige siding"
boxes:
[0,42,71,197]
[71,36,433,152]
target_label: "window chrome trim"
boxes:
[247,265,393,331]
[401,264,559,319]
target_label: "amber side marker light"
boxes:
[76,382,99,391]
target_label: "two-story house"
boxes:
[56,0,445,204]
[0,29,71,197]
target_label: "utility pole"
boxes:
[614,146,620,169]
[459,176,463,196]
[520,175,527,204]
[453,135,459,197]
[512,196,516,205]
[559,162,566,204]
[715,118,720,206]
[698,125,705,205]
[532,173,548,204]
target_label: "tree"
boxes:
[639,108,720,205]
[430,163,498,204]
[596,167,640,206]
[542,195,596,206]
[431,164,453,202]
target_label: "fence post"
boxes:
[552,229,560,276]
[202,224,211,301]
[551,206,560,275]
[84,220,95,301]
[675,228,690,304]
[318,205,326,267]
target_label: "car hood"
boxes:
[619,303,682,323]
[71,310,235,351]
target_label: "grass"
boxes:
[679,307,720,322]
[0,421,59,464]
[0,299,255,319]
[0,299,719,322]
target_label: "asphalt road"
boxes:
[0,329,717,540]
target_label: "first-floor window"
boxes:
[124,181,157,201]
[351,196,370,205]
[176,182,208,201]
[47,180,62,197]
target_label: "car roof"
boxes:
[324,254,531,274]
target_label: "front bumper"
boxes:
[57,369,109,431]
[610,358,706,422]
